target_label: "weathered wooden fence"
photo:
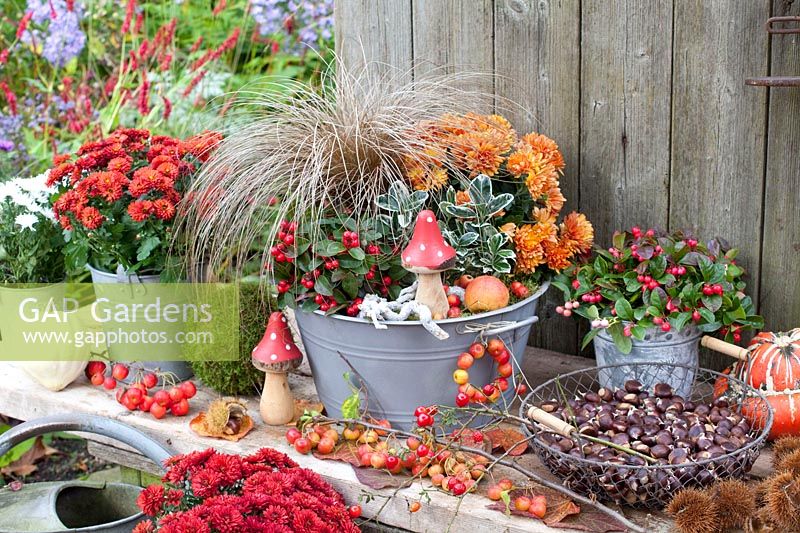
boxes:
[335,0,800,363]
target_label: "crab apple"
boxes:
[487,339,505,358]
[416,413,434,427]
[431,473,445,486]
[410,463,428,477]
[457,352,474,370]
[498,363,513,378]
[497,377,509,391]
[171,399,190,416]
[307,432,321,447]
[126,387,143,405]
[359,430,379,444]
[317,437,335,455]
[514,496,532,511]
[482,384,495,397]
[406,437,420,450]
[488,485,503,501]
[661,322,671,332]
[179,381,197,399]
[90,373,105,386]
[472,391,487,403]
[142,372,158,389]
[498,478,514,491]
[495,350,511,365]
[294,437,312,454]
[359,452,373,467]
[452,369,469,385]
[343,427,361,441]
[115,387,127,403]
[103,376,117,390]
[530,495,547,518]
[111,363,129,381]
[402,452,417,469]
[413,406,429,417]
[515,383,528,395]
[416,444,429,457]
[455,392,469,407]
[153,390,171,407]
[447,307,462,318]
[168,387,185,403]
[85,361,106,379]
[370,453,387,469]
[464,345,485,362]
[451,482,467,496]
[447,294,461,307]
[455,275,474,289]
[385,455,400,470]
[140,395,154,412]
[409,501,422,513]
[285,428,302,444]
[149,402,167,419]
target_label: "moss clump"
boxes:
[191,282,271,395]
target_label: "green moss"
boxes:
[191,282,271,395]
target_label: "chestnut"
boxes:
[654,383,674,398]
[624,380,643,393]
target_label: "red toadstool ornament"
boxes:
[252,312,303,425]
[402,210,456,319]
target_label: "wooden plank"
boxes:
[0,360,588,533]
[494,0,582,355]
[580,0,673,241]
[760,0,800,333]
[412,0,494,94]
[670,1,770,369]
[335,0,414,85]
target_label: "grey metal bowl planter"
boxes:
[0,414,174,533]
[294,281,549,429]
[592,326,702,398]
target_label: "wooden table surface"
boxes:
[0,349,775,533]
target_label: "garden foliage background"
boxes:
[0,0,333,179]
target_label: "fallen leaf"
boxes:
[289,399,325,425]
[544,499,581,527]
[0,437,59,477]
[352,466,407,490]
[312,442,361,467]
[190,413,254,442]
[483,428,529,456]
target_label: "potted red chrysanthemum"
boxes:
[132,447,360,533]
[49,127,221,282]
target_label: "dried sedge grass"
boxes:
[773,436,800,467]
[177,58,502,281]
[764,471,800,531]
[713,478,756,530]
[666,488,721,533]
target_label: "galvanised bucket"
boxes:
[294,281,549,429]
[0,415,174,533]
[87,264,193,382]
[593,326,702,398]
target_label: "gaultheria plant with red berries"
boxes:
[48,128,222,277]
[132,447,360,533]
[552,227,763,353]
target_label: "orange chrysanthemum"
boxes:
[559,212,594,255]
[543,238,574,271]
[128,200,154,222]
[499,222,517,238]
[79,206,104,230]
[513,220,558,274]
[524,155,559,199]
[153,198,176,221]
[519,132,564,171]
[455,190,471,205]
[544,184,566,214]
[458,132,505,177]
[406,164,449,192]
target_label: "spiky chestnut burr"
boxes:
[666,488,721,533]
[713,478,756,530]
[764,471,800,531]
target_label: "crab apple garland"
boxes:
[86,362,196,420]
[449,338,517,406]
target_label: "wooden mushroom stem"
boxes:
[414,271,450,319]
[259,369,295,425]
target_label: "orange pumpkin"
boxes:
[716,328,800,439]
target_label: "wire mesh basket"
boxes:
[519,363,773,509]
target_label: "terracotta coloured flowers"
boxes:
[48,128,221,275]
[133,447,360,533]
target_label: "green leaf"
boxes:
[348,247,366,261]
[468,174,493,203]
[698,308,715,323]
[586,305,600,320]
[630,325,648,340]
[299,299,319,312]
[608,323,632,354]
[633,308,647,320]
[314,240,346,257]
[486,194,514,216]
[698,255,715,280]
[341,389,361,419]
[614,298,634,321]
[341,274,359,299]
[136,236,161,262]
[612,231,626,251]
[670,312,691,332]
[697,322,722,333]
[581,328,602,350]
[701,294,722,313]
[314,276,334,296]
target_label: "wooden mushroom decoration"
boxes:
[402,210,456,319]
[252,311,303,425]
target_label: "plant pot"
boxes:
[593,326,702,398]
[294,281,549,430]
[0,283,89,391]
[87,265,193,382]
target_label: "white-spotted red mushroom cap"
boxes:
[401,210,456,273]
[252,312,303,372]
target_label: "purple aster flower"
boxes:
[0,140,13,152]
[250,0,333,51]
[22,0,86,67]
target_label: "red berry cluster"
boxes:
[341,230,360,249]
[667,265,687,276]
[313,293,339,312]
[721,325,743,343]
[509,281,530,299]
[637,274,660,291]
[702,283,724,296]
[345,297,364,317]
[270,220,298,264]
[581,289,603,303]
[85,362,196,419]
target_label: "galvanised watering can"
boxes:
[0,415,174,532]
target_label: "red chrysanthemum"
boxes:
[132,519,155,533]
[78,206,104,230]
[204,453,243,486]
[129,168,172,197]
[190,469,221,499]
[205,505,246,533]
[137,485,165,516]
[152,198,175,221]
[165,489,184,508]
[292,508,329,533]
[107,156,133,174]
[128,200,153,222]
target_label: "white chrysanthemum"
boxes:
[14,213,39,230]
